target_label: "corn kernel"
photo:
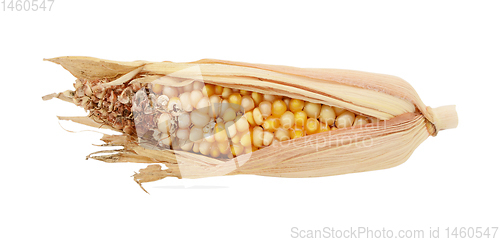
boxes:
[252,126,264,147]
[290,126,305,139]
[353,115,369,126]
[289,99,305,112]
[294,111,307,127]
[304,102,321,118]
[241,95,255,112]
[202,84,215,97]
[319,122,330,133]
[253,107,264,125]
[272,99,287,117]
[245,111,256,126]
[305,118,320,134]
[214,85,223,95]
[280,111,295,129]
[221,87,233,99]
[251,92,263,105]
[319,105,336,126]
[275,127,290,141]
[258,101,272,118]
[335,111,355,128]
[262,116,280,132]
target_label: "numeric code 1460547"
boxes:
[2,0,54,11]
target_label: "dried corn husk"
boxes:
[44,56,458,191]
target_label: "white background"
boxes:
[1,1,499,241]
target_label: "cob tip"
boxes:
[427,105,458,132]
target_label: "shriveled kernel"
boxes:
[333,106,345,115]
[225,121,238,138]
[271,99,287,117]
[214,85,223,95]
[262,116,280,132]
[253,108,264,125]
[275,127,290,141]
[167,97,182,113]
[304,102,321,118]
[290,126,305,139]
[294,111,308,127]
[280,111,295,129]
[319,122,331,133]
[252,126,264,147]
[305,118,320,134]
[353,116,369,126]
[289,99,305,112]
[258,101,272,118]
[241,95,255,112]
[202,84,215,97]
[335,111,355,128]
[251,92,263,105]
[245,111,256,126]
[235,115,250,132]
[221,87,233,99]
[262,131,274,146]
[199,140,212,155]
[319,105,336,126]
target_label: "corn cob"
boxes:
[43,56,458,192]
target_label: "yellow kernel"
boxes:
[305,118,320,134]
[230,144,244,156]
[253,108,264,125]
[192,141,200,153]
[353,115,369,126]
[228,93,242,109]
[202,84,215,97]
[222,108,236,122]
[225,121,238,138]
[319,122,331,133]
[272,99,287,117]
[214,85,223,95]
[244,146,253,154]
[335,111,355,128]
[215,123,228,142]
[304,102,321,118]
[252,126,264,147]
[245,111,256,126]
[251,92,263,106]
[294,111,307,127]
[231,133,241,144]
[319,105,336,126]
[280,111,295,129]
[218,140,230,154]
[240,132,252,147]
[258,101,272,118]
[221,87,233,99]
[262,116,280,132]
[289,99,305,112]
[290,126,305,139]
[282,97,291,109]
[275,127,290,141]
